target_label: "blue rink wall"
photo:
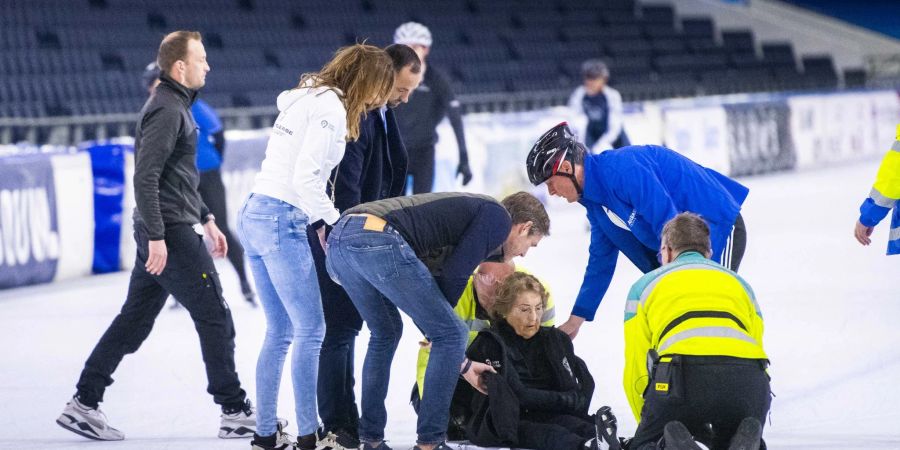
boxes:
[1,89,897,290]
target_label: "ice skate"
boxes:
[594,406,622,450]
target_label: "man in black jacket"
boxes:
[310,44,422,450]
[57,31,255,441]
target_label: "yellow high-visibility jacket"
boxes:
[415,269,556,397]
[623,252,767,421]
[859,124,900,254]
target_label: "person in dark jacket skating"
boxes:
[393,22,472,193]
[308,44,423,450]
[143,61,256,307]
[57,31,255,442]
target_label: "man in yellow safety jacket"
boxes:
[411,260,555,439]
[855,124,900,254]
[622,212,770,450]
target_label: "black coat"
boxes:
[133,74,210,240]
[464,324,595,447]
[330,108,408,212]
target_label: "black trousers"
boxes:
[75,222,246,408]
[724,213,747,273]
[519,411,596,450]
[629,357,770,450]
[198,169,249,287]
[406,145,436,194]
[308,228,363,436]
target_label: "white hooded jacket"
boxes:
[251,85,347,225]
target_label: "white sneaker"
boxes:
[56,397,125,441]
[220,399,288,439]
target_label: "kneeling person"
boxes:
[623,213,770,450]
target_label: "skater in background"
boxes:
[568,59,630,153]
[236,44,394,450]
[463,272,616,450]
[393,22,472,193]
[311,44,422,450]
[410,260,557,440]
[854,124,900,253]
[58,30,257,441]
[143,61,256,307]
[526,122,748,340]
[325,191,550,450]
[621,212,769,450]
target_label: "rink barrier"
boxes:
[0,89,897,290]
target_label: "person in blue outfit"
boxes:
[525,123,748,340]
[568,59,630,153]
[144,61,256,306]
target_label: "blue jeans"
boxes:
[237,193,325,437]
[326,215,468,445]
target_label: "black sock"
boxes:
[297,433,317,450]
[253,433,277,446]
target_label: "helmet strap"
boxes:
[560,172,583,197]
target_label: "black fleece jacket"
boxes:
[133,74,210,240]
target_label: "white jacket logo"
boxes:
[321,120,335,131]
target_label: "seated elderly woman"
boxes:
[464,272,619,450]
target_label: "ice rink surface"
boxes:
[2,159,900,449]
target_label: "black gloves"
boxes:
[457,160,473,186]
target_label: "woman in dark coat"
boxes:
[465,273,619,450]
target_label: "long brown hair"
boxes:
[298,43,394,141]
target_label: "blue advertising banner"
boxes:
[83,143,131,273]
[0,154,60,288]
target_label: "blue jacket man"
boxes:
[854,124,900,254]
[526,123,748,339]
[306,44,422,450]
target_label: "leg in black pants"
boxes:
[198,169,253,300]
[519,412,596,450]
[629,359,770,450]
[76,223,246,408]
[406,145,436,194]
[309,229,363,438]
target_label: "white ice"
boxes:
[2,159,900,449]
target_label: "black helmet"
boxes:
[142,61,160,89]
[525,122,583,186]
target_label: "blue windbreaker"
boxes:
[191,99,223,173]
[571,145,749,320]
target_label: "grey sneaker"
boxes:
[56,397,125,441]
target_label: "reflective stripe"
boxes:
[624,299,640,321]
[541,306,556,323]
[892,140,900,152]
[869,187,898,208]
[890,227,900,242]
[658,326,758,353]
[465,318,490,332]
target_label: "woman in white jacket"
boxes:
[237,44,394,450]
